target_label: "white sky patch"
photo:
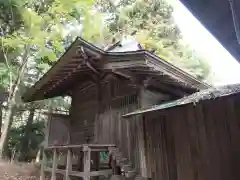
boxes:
[169,0,240,86]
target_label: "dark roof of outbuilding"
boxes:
[22,37,209,102]
[123,83,240,117]
[179,0,240,62]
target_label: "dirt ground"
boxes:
[0,162,41,180]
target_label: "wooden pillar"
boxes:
[45,107,52,147]
[40,149,46,180]
[137,84,147,178]
[94,78,102,143]
[40,108,52,180]
[126,119,131,161]
[51,148,57,180]
[65,148,72,180]
[92,151,100,180]
[83,146,91,180]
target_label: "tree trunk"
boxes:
[35,148,41,163]
[20,107,35,161]
[0,104,2,136]
[0,87,7,136]
[0,102,15,159]
[0,39,30,160]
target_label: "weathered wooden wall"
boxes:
[141,89,171,108]
[70,84,98,144]
[68,78,171,177]
[143,93,240,180]
[96,80,141,170]
[48,113,70,146]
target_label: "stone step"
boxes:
[108,147,137,179]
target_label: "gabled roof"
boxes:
[123,83,240,117]
[22,37,210,102]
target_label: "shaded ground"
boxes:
[0,162,41,180]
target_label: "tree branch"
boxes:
[0,26,13,98]
[9,44,31,102]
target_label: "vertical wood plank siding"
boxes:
[96,80,140,169]
[69,80,142,169]
[70,85,98,144]
[144,94,240,180]
[66,78,172,177]
[48,114,70,146]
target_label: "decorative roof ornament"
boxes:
[107,36,143,52]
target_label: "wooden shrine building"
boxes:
[22,37,209,180]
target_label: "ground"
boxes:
[0,162,41,180]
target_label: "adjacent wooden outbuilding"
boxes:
[124,84,240,180]
[22,37,209,180]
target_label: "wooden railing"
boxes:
[40,144,116,180]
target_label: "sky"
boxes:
[170,0,240,86]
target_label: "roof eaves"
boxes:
[144,51,210,89]
[22,37,105,102]
[123,83,240,118]
[122,101,180,118]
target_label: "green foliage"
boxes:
[0,0,100,159]
[99,0,211,80]
[0,63,18,89]
[7,120,45,161]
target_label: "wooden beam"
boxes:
[71,170,112,177]
[40,149,46,180]
[65,149,72,180]
[148,78,187,97]
[86,61,100,75]
[57,67,89,73]
[112,69,139,84]
[127,66,153,71]
[45,144,115,151]
[83,146,91,180]
[74,82,95,93]
[143,77,153,88]
[137,86,148,178]
[51,148,57,180]
[103,60,146,69]
[45,168,112,177]
[147,85,182,99]
[112,70,132,79]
